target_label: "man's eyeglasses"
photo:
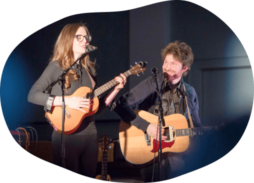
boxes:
[74,35,92,42]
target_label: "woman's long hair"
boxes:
[51,23,96,91]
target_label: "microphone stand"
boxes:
[151,69,165,181]
[55,45,97,168]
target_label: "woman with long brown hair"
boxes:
[28,23,126,177]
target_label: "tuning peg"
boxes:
[130,65,133,68]
[142,71,145,74]
[135,62,137,65]
[137,73,140,77]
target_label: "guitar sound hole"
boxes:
[163,127,170,140]
[86,92,94,99]
[163,126,176,142]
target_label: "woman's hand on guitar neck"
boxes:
[105,73,127,106]
[114,73,127,91]
[53,96,92,113]
[147,124,167,141]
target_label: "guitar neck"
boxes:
[94,70,131,97]
[101,151,108,180]
[176,126,220,137]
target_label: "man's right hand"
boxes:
[146,124,167,141]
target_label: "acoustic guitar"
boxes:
[95,135,112,181]
[45,61,147,134]
[119,110,223,165]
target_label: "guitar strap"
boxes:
[182,83,194,128]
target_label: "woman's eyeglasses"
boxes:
[75,35,92,42]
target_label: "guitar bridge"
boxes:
[65,109,71,118]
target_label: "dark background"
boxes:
[0,0,253,182]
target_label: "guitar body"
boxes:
[45,61,147,135]
[45,86,99,135]
[119,110,190,165]
[95,175,111,181]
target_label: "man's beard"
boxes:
[163,69,177,77]
[163,70,181,84]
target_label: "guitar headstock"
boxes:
[99,135,112,152]
[129,61,147,76]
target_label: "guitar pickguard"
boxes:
[151,139,175,153]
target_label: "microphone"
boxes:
[85,44,97,52]
[86,35,92,43]
[151,67,158,74]
[77,45,97,61]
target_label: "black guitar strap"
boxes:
[183,83,194,128]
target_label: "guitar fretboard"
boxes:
[101,151,108,180]
[176,126,219,137]
[94,71,131,97]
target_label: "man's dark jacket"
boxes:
[112,72,202,131]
